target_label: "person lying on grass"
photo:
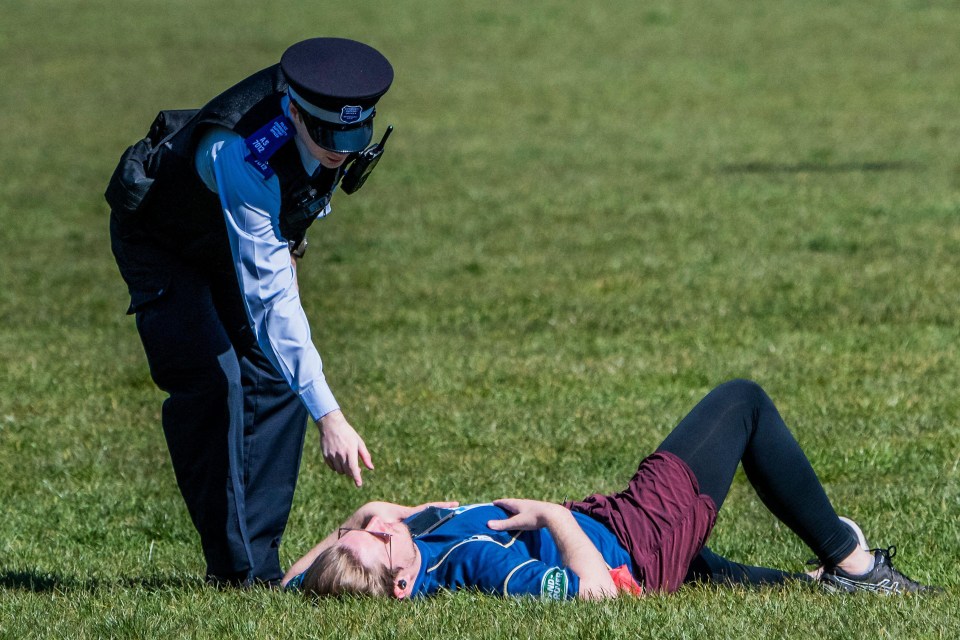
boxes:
[282,379,938,599]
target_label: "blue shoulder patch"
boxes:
[243,115,294,179]
[244,152,275,179]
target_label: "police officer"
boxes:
[106,38,394,585]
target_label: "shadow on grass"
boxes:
[0,569,202,593]
[720,161,918,174]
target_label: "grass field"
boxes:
[1,0,959,637]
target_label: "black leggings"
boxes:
[656,379,858,583]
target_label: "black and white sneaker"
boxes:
[820,546,939,594]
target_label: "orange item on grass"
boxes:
[609,564,643,596]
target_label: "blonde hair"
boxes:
[301,545,397,598]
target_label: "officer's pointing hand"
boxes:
[318,410,374,487]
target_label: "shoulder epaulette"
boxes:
[243,115,295,179]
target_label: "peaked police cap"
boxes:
[281,38,394,153]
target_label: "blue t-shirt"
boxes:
[406,504,632,600]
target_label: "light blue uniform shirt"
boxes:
[194,96,338,421]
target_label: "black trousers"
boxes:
[655,379,859,585]
[111,214,308,584]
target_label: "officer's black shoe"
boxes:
[205,573,247,589]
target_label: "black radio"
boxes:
[341,125,394,194]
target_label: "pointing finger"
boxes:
[348,448,363,487]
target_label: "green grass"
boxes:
[2,0,959,637]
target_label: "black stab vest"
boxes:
[106,64,339,272]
